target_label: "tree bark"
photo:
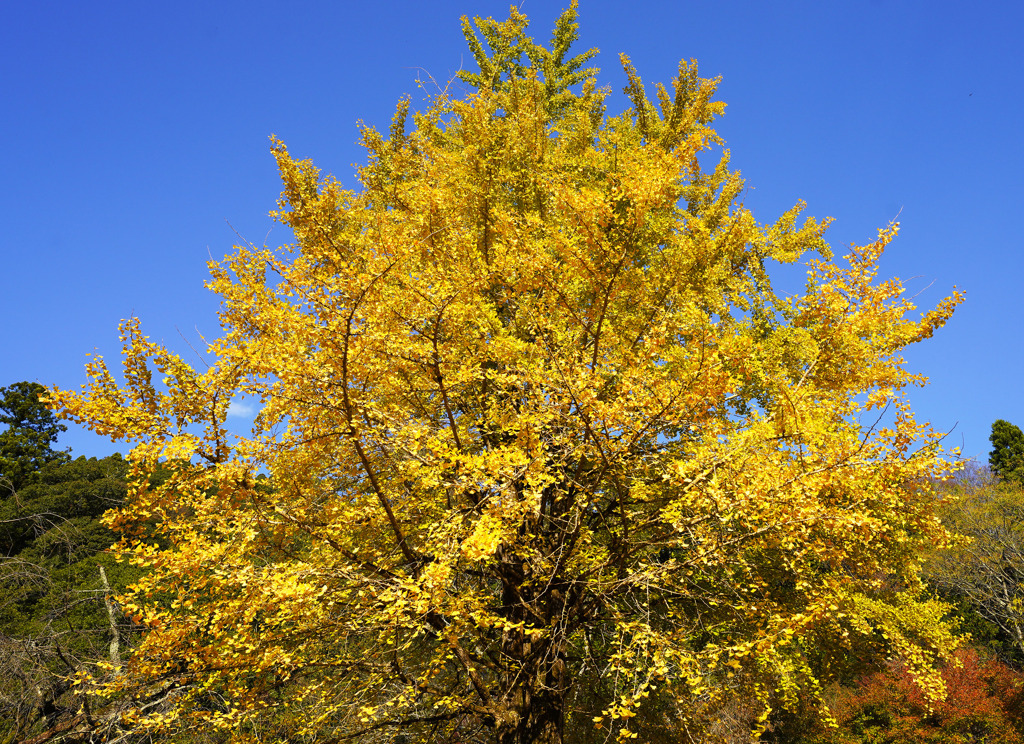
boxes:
[495,559,569,744]
[496,651,567,744]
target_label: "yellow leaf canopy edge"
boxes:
[49,3,964,742]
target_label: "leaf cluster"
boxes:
[457,1,598,119]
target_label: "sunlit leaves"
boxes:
[47,5,965,743]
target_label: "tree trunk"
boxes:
[495,611,568,744]
[496,656,567,744]
[493,539,571,743]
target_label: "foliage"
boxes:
[0,383,135,742]
[457,3,596,119]
[0,381,69,493]
[991,420,1024,486]
[810,647,1024,744]
[50,5,964,743]
[0,453,133,744]
[928,464,1024,665]
[939,593,1024,669]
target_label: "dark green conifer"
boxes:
[989,419,1024,485]
[0,382,69,493]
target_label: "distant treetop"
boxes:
[0,381,69,493]
[990,419,1024,485]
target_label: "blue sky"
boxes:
[2,1,1020,462]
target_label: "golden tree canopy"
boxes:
[51,5,963,743]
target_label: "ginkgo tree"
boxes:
[51,5,965,744]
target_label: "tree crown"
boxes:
[49,6,964,742]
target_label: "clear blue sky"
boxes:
[2,1,1020,462]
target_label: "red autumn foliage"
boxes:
[821,647,1024,744]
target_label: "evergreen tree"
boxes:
[0,381,69,493]
[990,419,1024,485]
